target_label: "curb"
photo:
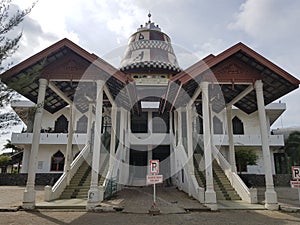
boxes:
[0,207,19,212]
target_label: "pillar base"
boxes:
[22,188,36,209]
[265,189,278,210]
[205,190,216,203]
[205,203,218,211]
[86,186,104,210]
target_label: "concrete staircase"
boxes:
[194,153,241,201]
[60,161,106,199]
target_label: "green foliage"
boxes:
[284,131,300,166]
[0,154,11,166]
[235,148,258,173]
[0,0,36,66]
[0,0,36,106]
[3,139,22,152]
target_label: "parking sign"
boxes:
[292,166,300,180]
[150,160,159,174]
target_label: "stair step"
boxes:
[194,155,242,201]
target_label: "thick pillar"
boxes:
[65,104,75,184]
[86,103,94,146]
[255,80,278,210]
[124,109,131,185]
[21,147,30,173]
[177,108,183,146]
[226,106,237,173]
[186,105,195,196]
[87,80,105,210]
[174,110,178,146]
[23,78,48,209]
[109,105,117,176]
[201,82,217,210]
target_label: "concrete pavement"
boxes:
[1,185,300,212]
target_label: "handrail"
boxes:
[103,141,122,191]
[44,143,90,201]
[176,143,205,203]
[212,145,257,203]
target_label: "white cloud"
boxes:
[229,0,300,42]
[4,0,300,129]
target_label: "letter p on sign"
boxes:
[150,160,159,174]
[292,166,300,180]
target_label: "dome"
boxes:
[120,14,181,74]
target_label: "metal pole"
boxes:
[298,187,300,205]
[154,182,156,204]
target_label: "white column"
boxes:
[21,147,30,173]
[148,111,152,133]
[186,105,195,196]
[119,108,126,185]
[65,104,75,184]
[86,103,94,146]
[109,105,117,176]
[177,108,183,146]
[201,81,217,209]
[174,111,178,146]
[87,80,105,210]
[255,80,278,210]
[23,78,48,209]
[226,106,237,173]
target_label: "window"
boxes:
[152,112,169,133]
[76,115,88,133]
[54,115,68,133]
[232,116,244,134]
[213,116,223,134]
[131,112,148,133]
[50,151,65,171]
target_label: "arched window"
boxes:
[196,116,203,134]
[76,115,88,133]
[213,116,223,134]
[54,115,68,133]
[232,116,244,134]
[50,151,65,171]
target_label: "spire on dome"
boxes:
[148,12,151,23]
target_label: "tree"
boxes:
[235,148,258,174]
[284,131,300,166]
[0,0,36,106]
[3,139,22,153]
[0,154,11,173]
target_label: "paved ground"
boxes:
[0,210,300,225]
[1,185,300,224]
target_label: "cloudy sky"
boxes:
[8,0,300,128]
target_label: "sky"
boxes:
[6,0,300,129]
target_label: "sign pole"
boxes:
[291,166,300,204]
[148,160,161,215]
[298,187,300,205]
[154,182,156,204]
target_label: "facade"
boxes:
[1,16,300,210]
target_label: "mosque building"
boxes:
[1,15,299,210]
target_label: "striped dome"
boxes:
[120,16,181,74]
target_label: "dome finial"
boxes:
[148,12,151,23]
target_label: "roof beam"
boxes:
[226,84,254,108]
[48,81,73,106]
[188,85,202,107]
[104,84,116,107]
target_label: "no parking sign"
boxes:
[292,166,300,180]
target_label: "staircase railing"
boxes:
[212,144,257,203]
[174,141,205,203]
[45,143,90,201]
[103,139,122,199]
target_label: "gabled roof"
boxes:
[1,38,139,114]
[161,42,300,114]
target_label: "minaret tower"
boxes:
[120,13,181,86]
